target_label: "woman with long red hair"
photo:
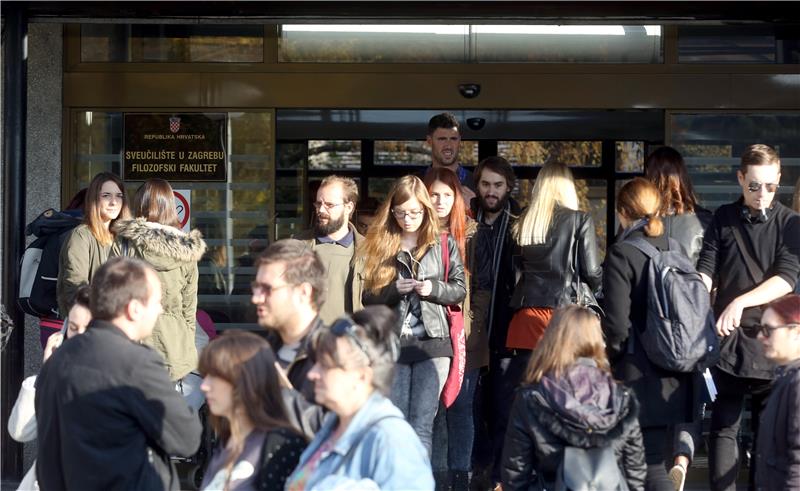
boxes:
[423,167,482,489]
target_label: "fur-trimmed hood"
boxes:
[526,358,638,449]
[113,218,207,271]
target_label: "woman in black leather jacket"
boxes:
[508,161,602,351]
[359,175,466,455]
[643,146,712,490]
[501,305,646,491]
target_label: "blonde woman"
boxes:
[359,175,466,455]
[501,305,646,491]
[508,161,602,351]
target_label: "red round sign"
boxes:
[173,191,190,228]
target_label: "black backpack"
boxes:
[626,237,720,372]
[18,209,82,318]
[551,445,629,491]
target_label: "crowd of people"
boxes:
[8,112,800,491]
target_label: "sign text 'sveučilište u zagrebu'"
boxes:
[124,113,227,182]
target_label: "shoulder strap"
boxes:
[441,232,450,280]
[625,236,660,259]
[332,415,404,473]
[730,223,764,283]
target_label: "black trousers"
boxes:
[708,367,772,491]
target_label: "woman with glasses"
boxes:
[423,167,479,490]
[754,294,800,490]
[57,172,130,317]
[113,178,207,404]
[285,306,434,490]
[358,175,466,456]
[501,305,646,491]
[603,178,699,491]
[199,331,307,491]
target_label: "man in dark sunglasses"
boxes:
[697,144,800,491]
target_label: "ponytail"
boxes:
[643,214,663,237]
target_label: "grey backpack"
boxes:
[552,446,629,491]
[626,237,719,372]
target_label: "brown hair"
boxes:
[84,172,130,247]
[198,331,300,489]
[423,167,468,269]
[256,239,326,310]
[766,294,800,325]
[312,306,398,395]
[524,305,610,384]
[90,257,154,321]
[319,175,359,205]
[132,179,181,229]
[740,143,780,172]
[71,284,91,310]
[427,112,460,135]
[474,156,517,192]
[358,175,439,294]
[644,146,698,215]
[616,178,664,237]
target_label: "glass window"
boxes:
[498,141,602,167]
[279,25,469,63]
[616,141,646,172]
[80,24,264,63]
[308,140,361,170]
[374,140,478,167]
[669,113,800,210]
[678,26,800,64]
[73,110,274,330]
[474,25,662,63]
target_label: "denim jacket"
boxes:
[286,392,434,490]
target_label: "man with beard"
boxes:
[295,175,365,324]
[467,156,523,490]
[421,112,476,205]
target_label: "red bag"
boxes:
[439,233,466,408]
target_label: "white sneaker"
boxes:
[668,463,687,491]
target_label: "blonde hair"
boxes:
[524,305,610,384]
[513,161,579,246]
[358,175,439,294]
[616,178,664,237]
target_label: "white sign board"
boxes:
[173,190,191,233]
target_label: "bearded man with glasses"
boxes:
[295,175,365,325]
[697,144,800,491]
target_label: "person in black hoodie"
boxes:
[603,178,700,491]
[754,293,800,490]
[501,305,646,491]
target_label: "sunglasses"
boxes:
[755,323,799,338]
[747,181,779,193]
[330,317,372,363]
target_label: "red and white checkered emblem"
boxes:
[169,117,181,134]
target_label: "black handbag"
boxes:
[564,213,602,315]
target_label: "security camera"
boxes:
[466,117,486,131]
[458,84,481,99]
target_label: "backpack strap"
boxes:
[625,236,660,259]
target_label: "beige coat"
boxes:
[57,224,113,316]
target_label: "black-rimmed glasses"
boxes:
[755,323,799,338]
[330,317,372,363]
[250,281,293,297]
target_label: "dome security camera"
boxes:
[458,84,481,99]
[466,117,486,131]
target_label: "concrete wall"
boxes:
[20,21,63,471]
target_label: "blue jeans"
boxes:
[447,368,480,472]
[391,357,450,456]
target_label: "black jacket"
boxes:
[469,197,523,353]
[362,234,466,339]
[501,359,646,491]
[755,359,800,490]
[35,320,202,491]
[510,208,602,309]
[697,200,800,379]
[661,208,712,267]
[602,225,698,428]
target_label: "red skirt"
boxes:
[506,307,554,350]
